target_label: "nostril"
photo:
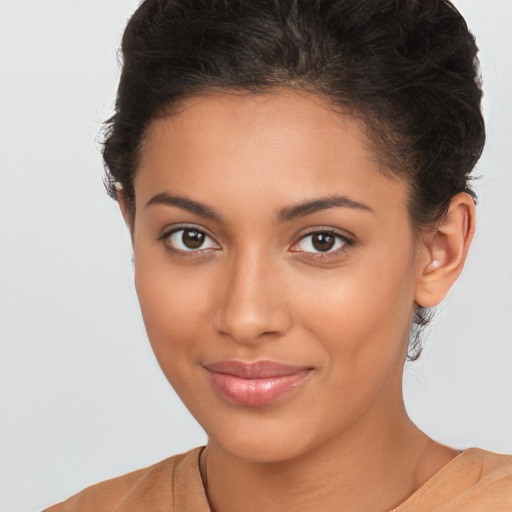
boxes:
[212,256,292,344]
[212,295,291,345]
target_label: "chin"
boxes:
[203,410,333,465]
[215,434,310,465]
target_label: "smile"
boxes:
[204,360,313,407]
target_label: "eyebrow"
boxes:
[146,192,221,220]
[146,192,372,222]
[277,195,373,222]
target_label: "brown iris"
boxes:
[311,233,336,252]
[182,229,205,249]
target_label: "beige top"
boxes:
[44,447,512,511]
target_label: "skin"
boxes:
[120,91,475,512]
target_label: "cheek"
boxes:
[293,248,417,380]
[133,249,214,370]
[281,257,417,443]
[133,257,221,420]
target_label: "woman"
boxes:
[44,0,512,510]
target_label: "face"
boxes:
[130,91,426,463]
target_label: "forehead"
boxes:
[135,91,408,220]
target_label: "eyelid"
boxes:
[157,224,354,258]
[158,224,221,253]
[293,226,355,245]
[289,227,355,256]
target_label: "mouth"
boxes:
[203,360,313,407]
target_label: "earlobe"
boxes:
[415,193,476,308]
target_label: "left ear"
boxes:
[415,192,476,308]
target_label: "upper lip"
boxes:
[203,360,312,379]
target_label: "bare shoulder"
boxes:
[42,450,195,512]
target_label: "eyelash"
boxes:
[158,226,355,259]
[158,226,220,255]
[290,230,355,260]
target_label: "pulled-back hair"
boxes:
[103,0,485,358]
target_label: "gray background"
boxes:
[0,1,511,511]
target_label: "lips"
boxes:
[204,360,313,407]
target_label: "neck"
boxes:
[201,393,457,512]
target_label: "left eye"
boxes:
[165,228,219,252]
[293,231,348,254]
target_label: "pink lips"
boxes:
[204,360,312,406]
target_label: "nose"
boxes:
[212,249,292,345]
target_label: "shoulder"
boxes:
[396,448,512,511]
[43,447,205,512]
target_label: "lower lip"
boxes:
[206,370,312,406]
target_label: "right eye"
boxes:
[161,227,220,253]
